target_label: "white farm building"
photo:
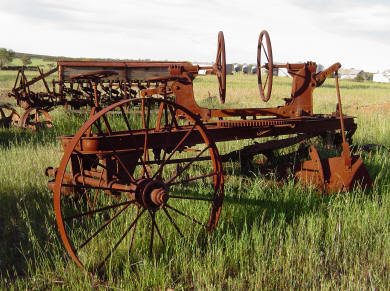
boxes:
[373,71,390,83]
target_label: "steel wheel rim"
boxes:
[257,30,273,102]
[19,107,52,130]
[215,31,227,104]
[53,97,224,273]
[0,105,20,127]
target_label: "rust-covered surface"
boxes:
[58,61,189,82]
[5,29,375,274]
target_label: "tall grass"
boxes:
[1,72,390,289]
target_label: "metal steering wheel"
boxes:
[214,31,226,104]
[257,30,273,102]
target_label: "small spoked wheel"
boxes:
[19,107,52,130]
[257,30,273,102]
[0,105,20,127]
[214,31,227,104]
[53,97,224,274]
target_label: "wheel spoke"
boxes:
[152,124,197,179]
[167,105,179,129]
[97,208,146,271]
[61,182,135,193]
[164,103,169,127]
[119,105,131,131]
[92,170,105,210]
[77,155,94,210]
[81,115,135,183]
[163,208,183,237]
[110,151,137,183]
[216,47,221,63]
[168,172,217,186]
[264,72,269,89]
[72,150,108,171]
[168,194,214,202]
[165,204,204,226]
[150,211,165,246]
[141,99,151,178]
[149,211,155,256]
[156,102,164,131]
[101,114,113,135]
[92,119,104,135]
[90,130,137,183]
[166,146,210,184]
[77,201,132,251]
[64,200,135,221]
[261,42,269,62]
[56,98,223,273]
[128,206,139,257]
[217,76,222,88]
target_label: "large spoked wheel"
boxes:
[0,105,20,127]
[53,97,224,274]
[257,30,273,102]
[19,107,52,130]
[214,31,226,104]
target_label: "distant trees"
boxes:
[354,74,365,82]
[354,72,373,82]
[0,48,15,68]
[21,55,32,66]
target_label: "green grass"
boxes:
[8,57,56,68]
[1,71,390,289]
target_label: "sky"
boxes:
[1,0,390,72]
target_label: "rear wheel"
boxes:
[0,105,20,127]
[52,97,224,274]
[19,107,52,130]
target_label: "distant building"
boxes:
[258,67,281,77]
[316,64,324,74]
[373,72,390,83]
[338,68,365,80]
[242,65,249,74]
[193,62,233,75]
[226,64,233,75]
[278,67,290,77]
[256,62,323,78]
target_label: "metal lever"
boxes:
[335,70,352,169]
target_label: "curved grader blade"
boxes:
[295,145,372,193]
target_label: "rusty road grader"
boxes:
[3,30,373,274]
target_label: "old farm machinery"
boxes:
[6,61,190,129]
[42,30,372,274]
[0,104,20,127]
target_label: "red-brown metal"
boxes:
[257,30,273,102]
[294,71,373,192]
[295,145,373,192]
[213,31,226,104]
[8,67,58,110]
[50,97,223,273]
[19,107,52,130]
[42,30,373,274]
[0,105,20,127]
[7,61,193,130]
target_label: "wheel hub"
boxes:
[135,179,169,210]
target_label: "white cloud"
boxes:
[0,0,389,71]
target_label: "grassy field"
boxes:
[7,58,56,68]
[1,70,390,290]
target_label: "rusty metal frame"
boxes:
[37,30,374,275]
